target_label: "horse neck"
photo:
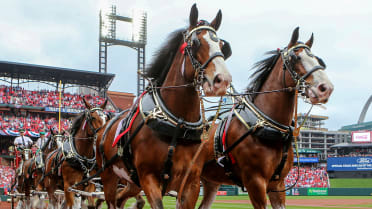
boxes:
[73,123,95,158]
[253,58,296,126]
[160,53,200,122]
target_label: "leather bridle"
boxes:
[183,25,226,90]
[84,107,106,136]
[281,44,326,94]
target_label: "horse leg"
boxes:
[63,177,76,209]
[16,197,24,209]
[24,178,31,209]
[116,182,142,209]
[46,179,57,209]
[198,178,220,209]
[132,194,146,209]
[101,168,119,209]
[267,180,286,209]
[95,199,105,209]
[244,176,268,209]
[140,174,163,209]
[176,174,201,209]
[85,183,96,209]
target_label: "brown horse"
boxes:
[96,4,232,209]
[14,148,33,209]
[30,130,64,209]
[44,98,108,209]
[198,27,333,209]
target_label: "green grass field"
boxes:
[102,195,372,209]
[330,178,372,188]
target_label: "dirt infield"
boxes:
[0,202,11,209]
[215,198,372,208]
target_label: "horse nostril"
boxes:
[318,83,328,93]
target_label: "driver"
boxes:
[13,129,33,175]
[35,131,48,150]
[14,129,33,149]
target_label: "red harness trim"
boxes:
[180,42,187,54]
[112,91,147,147]
[222,121,236,164]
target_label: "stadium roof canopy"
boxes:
[0,60,115,90]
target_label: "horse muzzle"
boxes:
[203,73,232,96]
[307,82,334,104]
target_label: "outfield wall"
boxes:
[286,188,372,196]
[235,187,372,196]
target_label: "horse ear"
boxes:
[82,97,92,109]
[210,10,222,31]
[288,27,299,48]
[305,33,314,48]
[189,3,198,27]
[100,99,108,109]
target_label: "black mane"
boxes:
[70,113,85,136]
[246,50,281,100]
[145,28,186,86]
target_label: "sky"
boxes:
[0,0,371,131]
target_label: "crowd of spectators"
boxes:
[0,165,14,192]
[285,166,329,188]
[0,111,70,133]
[0,85,110,110]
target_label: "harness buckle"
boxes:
[149,107,168,121]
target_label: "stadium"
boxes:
[0,1,371,209]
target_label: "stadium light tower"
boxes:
[99,3,147,96]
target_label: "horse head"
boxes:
[81,97,108,136]
[48,126,65,150]
[282,27,334,104]
[184,4,232,96]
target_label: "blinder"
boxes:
[221,39,232,60]
[282,44,326,84]
[315,56,326,68]
[186,26,231,60]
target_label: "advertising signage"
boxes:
[294,157,319,163]
[45,107,82,114]
[351,131,372,143]
[327,157,372,171]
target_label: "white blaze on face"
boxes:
[203,32,230,83]
[96,110,107,125]
[298,50,332,87]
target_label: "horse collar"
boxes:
[140,90,204,141]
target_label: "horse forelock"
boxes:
[246,50,281,100]
[145,28,186,86]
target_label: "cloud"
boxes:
[0,0,371,130]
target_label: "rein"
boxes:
[178,96,223,200]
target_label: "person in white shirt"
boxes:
[13,129,33,176]
[35,132,48,150]
[14,129,33,149]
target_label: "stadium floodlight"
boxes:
[99,0,111,38]
[132,9,146,43]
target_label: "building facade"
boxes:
[297,114,350,161]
